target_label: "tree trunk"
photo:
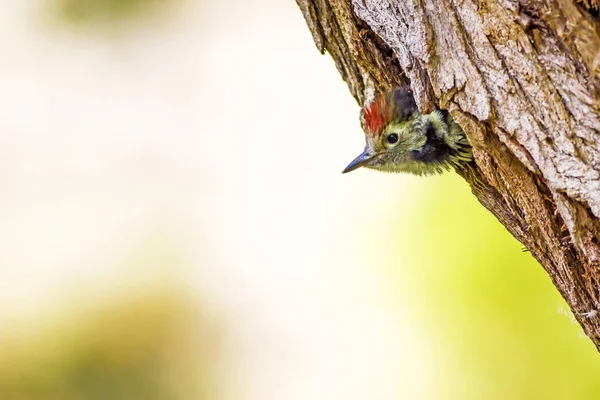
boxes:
[296,0,600,350]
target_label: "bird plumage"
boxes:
[343,87,472,176]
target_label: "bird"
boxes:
[342,86,473,175]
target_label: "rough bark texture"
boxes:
[296,0,600,350]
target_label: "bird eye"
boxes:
[386,133,399,145]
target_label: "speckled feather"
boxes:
[344,87,473,176]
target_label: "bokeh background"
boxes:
[1,0,599,399]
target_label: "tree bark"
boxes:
[296,0,600,350]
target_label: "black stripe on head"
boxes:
[411,121,456,164]
[390,86,418,122]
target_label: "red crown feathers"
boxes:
[362,93,392,137]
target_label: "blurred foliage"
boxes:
[386,174,600,399]
[51,0,178,26]
[0,289,217,400]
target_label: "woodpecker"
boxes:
[342,87,472,175]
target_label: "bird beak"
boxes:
[342,149,375,174]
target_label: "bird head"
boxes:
[342,87,472,176]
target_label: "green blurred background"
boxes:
[0,0,598,399]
